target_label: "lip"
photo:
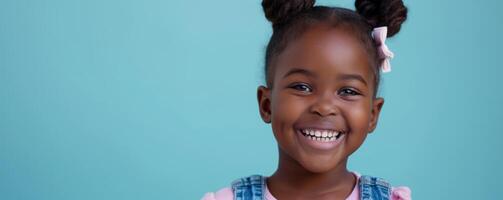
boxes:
[295,128,346,151]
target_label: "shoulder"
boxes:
[201,175,266,200]
[390,186,411,200]
[200,187,233,200]
[356,173,411,200]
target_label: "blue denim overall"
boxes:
[231,174,391,200]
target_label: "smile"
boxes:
[299,128,345,142]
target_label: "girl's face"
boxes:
[258,24,384,173]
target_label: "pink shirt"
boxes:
[202,172,411,200]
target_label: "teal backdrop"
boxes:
[1,0,502,199]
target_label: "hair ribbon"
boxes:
[371,26,394,73]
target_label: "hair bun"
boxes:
[355,0,408,37]
[262,0,315,28]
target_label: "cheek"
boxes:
[343,101,372,147]
[272,92,307,121]
[270,92,307,140]
[347,105,371,127]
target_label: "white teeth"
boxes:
[301,128,345,142]
[303,129,342,137]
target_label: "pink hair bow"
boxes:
[371,26,394,73]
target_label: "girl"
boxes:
[203,0,410,199]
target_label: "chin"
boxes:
[297,156,343,174]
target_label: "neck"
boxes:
[267,149,356,197]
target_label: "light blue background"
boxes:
[1,0,502,199]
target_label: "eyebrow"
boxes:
[337,73,368,86]
[283,67,368,86]
[282,68,316,79]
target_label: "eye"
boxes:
[289,83,312,93]
[338,88,360,96]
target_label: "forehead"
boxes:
[273,24,374,85]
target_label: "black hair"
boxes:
[261,0,407,97]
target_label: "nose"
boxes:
[309,91,340,117]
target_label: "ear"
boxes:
[368,97,384,134]
[257,85,272,123]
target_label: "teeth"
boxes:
[303,129,342,137]
[301,128,345,142]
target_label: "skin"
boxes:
[257,23,384,200]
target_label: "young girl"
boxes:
[203,0,410,199]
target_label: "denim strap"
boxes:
[359,175,391,200]
[231,175,265,200]
[231,174,390,200]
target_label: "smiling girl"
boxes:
[202,0,409,199]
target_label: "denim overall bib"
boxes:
[231,175,392,200]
